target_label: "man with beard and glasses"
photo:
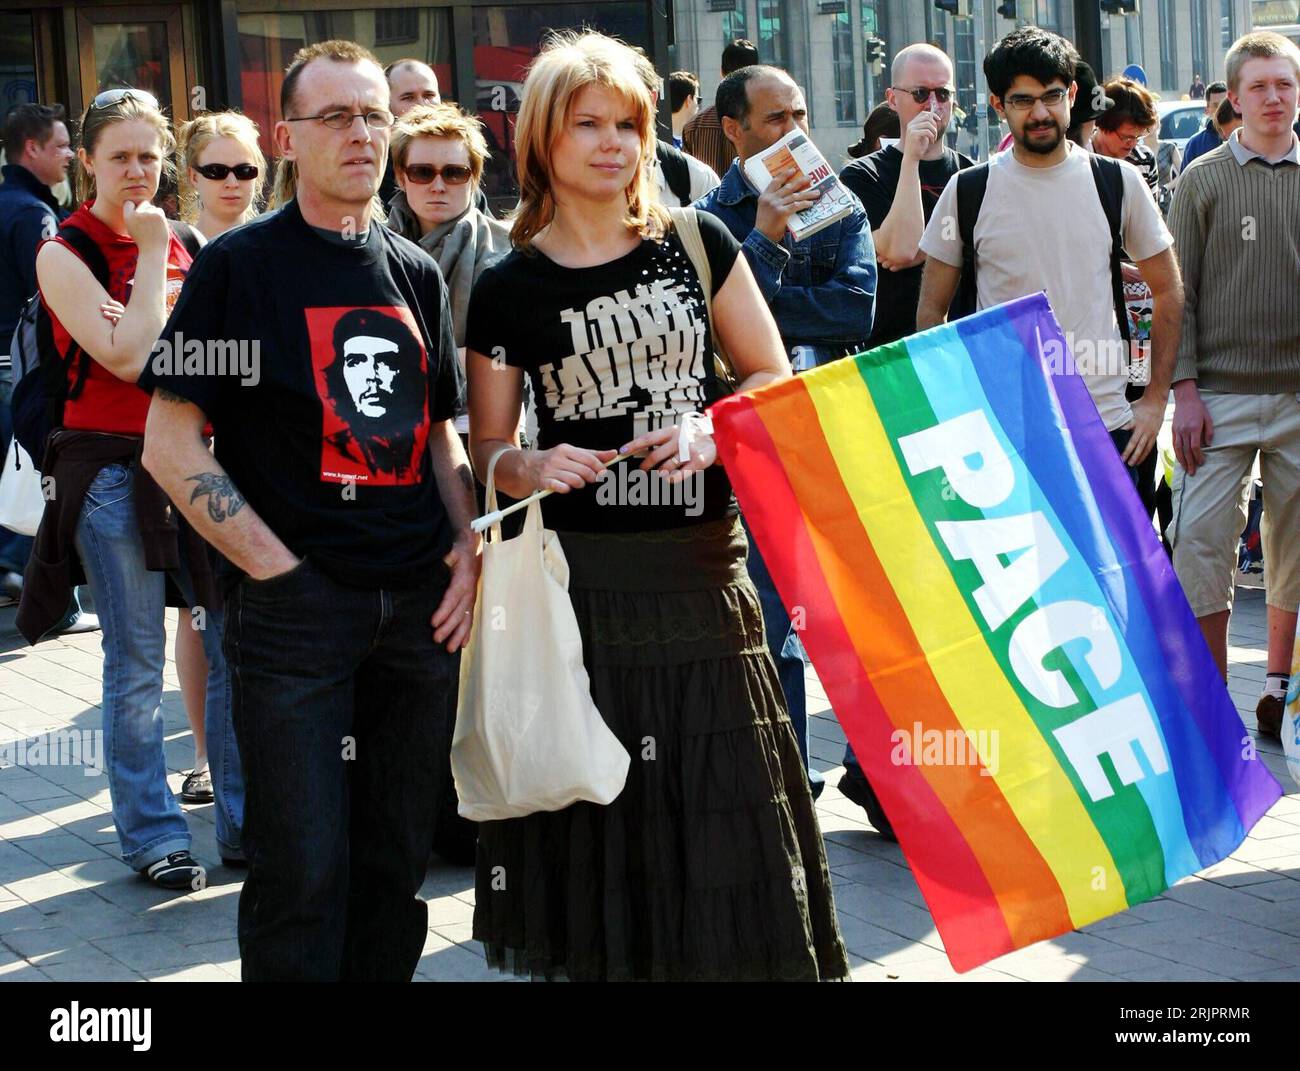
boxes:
[917,26,1183,491]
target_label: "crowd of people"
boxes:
[0,19,1295,983]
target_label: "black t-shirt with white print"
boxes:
[138,198,461,591]
[465,212,741,533]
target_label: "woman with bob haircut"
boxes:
[386,102,509,438]
[464,30,848,981]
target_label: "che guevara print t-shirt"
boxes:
[139,199,460,590]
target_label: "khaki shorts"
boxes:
[1169,389,1300,617]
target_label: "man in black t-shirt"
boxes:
[840,43,973,351]
[139,40,479,983]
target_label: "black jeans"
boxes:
[224,557,458,981]
[1109,427,1158,503]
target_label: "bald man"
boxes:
[834,43,972,837]
[379,59,441,203]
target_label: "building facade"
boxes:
[0,0,670,210]
[0,1,1286,201]
[670,0,1257,170]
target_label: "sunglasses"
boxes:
[402,163,473,185]
[894,86,953,105]
[90,88,160,112]
[194,162,260,181]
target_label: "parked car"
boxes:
[1157,100,1207,151]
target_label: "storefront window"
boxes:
[471,3,651,209]
[0,12,38,130]
[238,9,453,160]
[92,23,173,112]
[860,0,882,111]
[1251,0,1300,29]
[721,6,748,45]
[757,0,784,68]
[831,11,854,124]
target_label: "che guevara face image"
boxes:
[314,306,429,484]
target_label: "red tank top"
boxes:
[40,204,192,436]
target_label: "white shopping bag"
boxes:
[451,451,630,821]
[1283,621,1300,786]
[0,439,44,537]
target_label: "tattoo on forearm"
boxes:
[156,388,190,404]
[455,463,474,496]
[186,472,246,523]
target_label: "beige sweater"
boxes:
[1168,143,1300,393]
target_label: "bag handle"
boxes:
[483,444,515,543]
[666,206,737,392]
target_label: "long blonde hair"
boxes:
[176,111,267,224]
[511,30,668,250]
[74,93,175,204]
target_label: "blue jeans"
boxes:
[74,461,243,868]
[741,515,819,786]
[224,557,459,981]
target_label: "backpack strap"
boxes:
[168,218,204,259]
[656,141,694,206]
[46,222,111,402]
[952,161,991,321]
[54,222,110,289]
[1088,153,1130,343]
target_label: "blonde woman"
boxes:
[465,32,848,981]
[178,110,266,238]
[26,90,242,888]
[170,111,265,804]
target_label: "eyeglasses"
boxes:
[1003,88,1069,111]
[194,162,260,181]
[893,86,953,105]
[1109,131,1148,148]
[285,109,393,130]
[402,163,473,185]
[89,88,160,112]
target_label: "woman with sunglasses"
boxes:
[178,111,267,239]
[25,88,243,890]
[465,32,847,981]
[386,103,509,369]
[156,112,266,808]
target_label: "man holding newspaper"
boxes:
[695,63,877,802]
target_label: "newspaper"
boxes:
[742,129,856,242]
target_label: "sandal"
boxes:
[181,766,213,803]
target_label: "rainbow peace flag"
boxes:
[712,293,1281,971]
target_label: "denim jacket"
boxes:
[694,159,877,367]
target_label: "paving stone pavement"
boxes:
[0,583,1294,983]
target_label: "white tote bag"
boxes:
[451,450,630,821]
[0,439,44,537]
